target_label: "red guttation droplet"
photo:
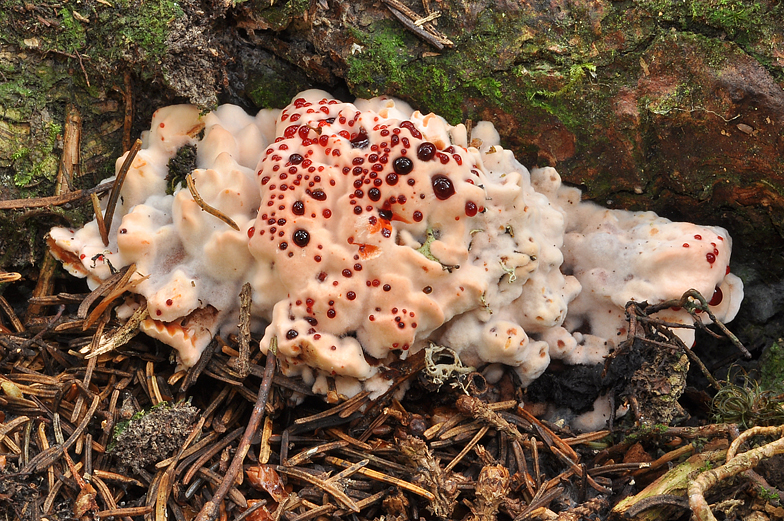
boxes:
[432,175,455,200]
[350,129,370,149]
[709,286,723,306]
[393,157,413,175]
[293,229,310,247]
[465,201,477,216]
[400,121,422,139]
[417,142,436,161]
[706,252,716,264]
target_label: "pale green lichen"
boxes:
[416,228,459,272]
[423,343,475,392]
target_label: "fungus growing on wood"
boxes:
[48,91,743,397]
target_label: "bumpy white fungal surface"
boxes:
[48,90,743,395]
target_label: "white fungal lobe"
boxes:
[48,90,743,395]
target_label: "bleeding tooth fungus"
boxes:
[48,90,743,404]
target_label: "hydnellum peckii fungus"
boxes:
[49,91,743,418]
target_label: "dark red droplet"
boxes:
[413,210,423,222]
[400,121,422,139]
[350,129,370,149]
[347,291,356,300]
[166,299,173,306]
[393,157,413,175]
[342,269,352,277]
[286,329,299,340]
[465,201,477,216]
[292,201,305,215]
[417,142,436,161]
[368,188,381,201]
[386,173,398,185]
[706,252,716,263]
[327,309,336,318]
[432,175,455,200]
[709,286,723,306]
[289,153,304,165]
[279,242,288,250]
[383,284,391,292]
[309,189,327,201]
[247,227,255,238]
[293,229,310,247]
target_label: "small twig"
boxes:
[726,425,784,462]
[95,506,154,518]
[87,302,148,358]
[122,70,133,153]
[324,455,435,501]
[186,173,240,231]
[193,341,277,521]
[689,427,784,521]
[102,138,142,237]
[276,465,360,512]
[445,425,489,472]
[456,395,525,443]
[0,295,25,332]
[230,283,252,379]
[413,10,441,25]
[91,193,109,247]
[0,180,114,210]
[380,0,453,50]
[284,440,349,467]
[22,395,100,473]
[647,289,750,358]
[55,103,81,196]
[18,305,65,351]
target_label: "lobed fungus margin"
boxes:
[48,90,743,400]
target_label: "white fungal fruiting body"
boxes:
[48,91,743,395]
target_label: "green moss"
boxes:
[633,0,779,54]
[0,0,183,78]
[346,20,514,124]
[759,340,784,395]
[246,59,314,109]
[245,0,310,31]
[11,121,61,187]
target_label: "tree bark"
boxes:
[1,0,783,276]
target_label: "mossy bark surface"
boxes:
[1,0,783,278]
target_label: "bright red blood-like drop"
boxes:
[400,121,422,139]
[706,252,716,264]
[465,201,478,216]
